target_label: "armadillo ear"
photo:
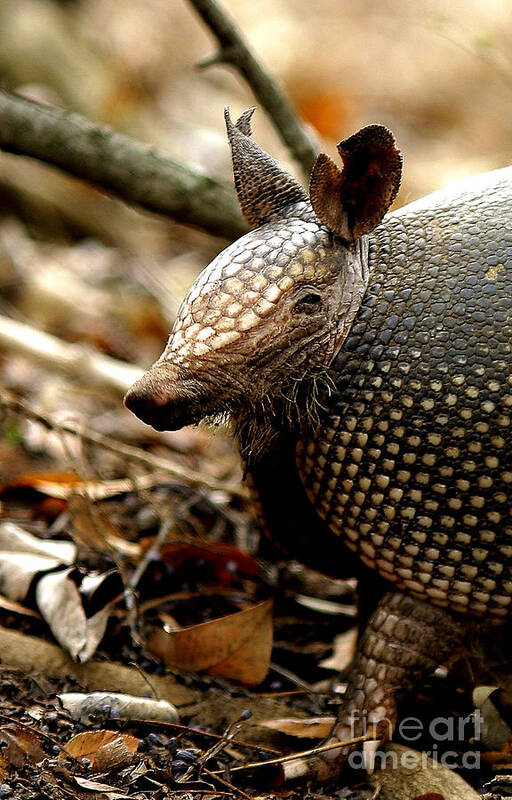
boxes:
[225,107,309,228]
[309,125,402,243]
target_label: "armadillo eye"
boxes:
[293,293,323,314]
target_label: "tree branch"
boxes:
[0,89,248,239]
[0,313,143,395]
[187,0,318,178]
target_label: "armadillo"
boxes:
[125,108,512,780]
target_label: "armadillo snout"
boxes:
[124,364,198,431]
[123,383,169,431]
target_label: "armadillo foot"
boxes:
[304,591,468,783]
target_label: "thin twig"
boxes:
[202,765,254,800]
[0,88,247,239]
[371,781,382,800]
[196,712,251,767]
[105,718,280,754]
[129,514,176,591]
[128,662,160,701]
[187,0,318,178]
[176,711,252,784]
[0,388,247,499]
[269,661,316,694]
[212,734,375,773]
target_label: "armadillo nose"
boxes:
[124,364,185,431]
[124,384,164,428]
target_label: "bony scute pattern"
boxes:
[160,209,342,367]
[297,167,512,620]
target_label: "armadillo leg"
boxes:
[313,591,467,782]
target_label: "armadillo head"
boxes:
[125,109,401,456]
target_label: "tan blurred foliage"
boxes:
[77,0,512,198]
[1,0,511,199]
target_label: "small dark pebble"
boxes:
[147,732,160,745]
[0,784,11,798]
[81,757,90,767]
[171,759,189,774]
[175,749,197,763]
[240,709,252,720]
[51,745,60,755]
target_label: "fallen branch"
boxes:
[0,313,143,395]
[0,89,247,239]
[0,389,247,498]
[187,0,318,178]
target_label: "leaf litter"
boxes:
[1,388,508,798]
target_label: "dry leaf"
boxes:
[0,470,82,496]
[69,495,141,557]
[0,593,41,618]
[0,521,76,562]
[62,730,139,768]
[93,736,137,772]
[0,724,46,768]
[2,470,171,502]
[58,692,179,723]
[35,567,122,662]
[148,599,273,686]
[258,716,335,739]
[319,627,357,671]
[160,541,261,584]
[0,551,62,600]
[0,521,77,604]
[74,775,132,798]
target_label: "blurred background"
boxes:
[0,0,511,475]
